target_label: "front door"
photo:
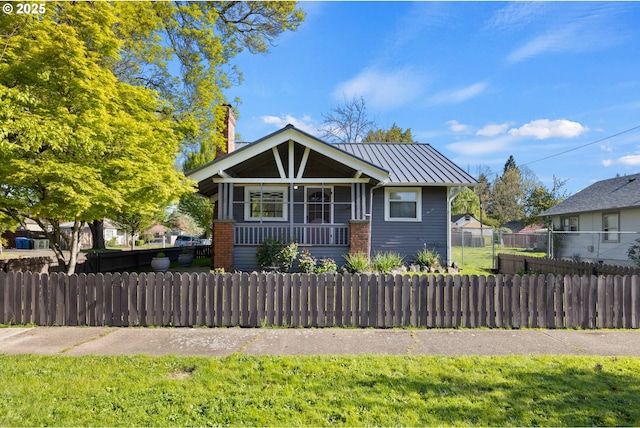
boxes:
[305,187,333,244]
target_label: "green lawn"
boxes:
[0,354,638,426]
[452,245,546,275]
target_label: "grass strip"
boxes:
[1,354,638,426]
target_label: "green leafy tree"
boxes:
[178,194,214,238]
[362,123,415,143]
[113,1,305,157]
[523,176,569,225]
[0,4,192,272]
[451,187,480,217]
[0,2,305,272]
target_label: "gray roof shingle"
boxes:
[542,173,640,216]
[334,142,477,186]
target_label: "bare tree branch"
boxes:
[319,95,376,143]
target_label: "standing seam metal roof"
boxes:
[333,142,477,186]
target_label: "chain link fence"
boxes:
[548,230,640,267]
[453,227,640,269]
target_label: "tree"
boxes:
[320,95,376,143]
[487,157,524,226]
[451,187,480,218]
[523,176,569,225]
[114,2,304,158]
[503,155,517,173]
[0,2,305,273]
[0,4,190,272]
[362,123,415,143]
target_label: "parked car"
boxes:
[199,238,212,245]
[174,235,200,247]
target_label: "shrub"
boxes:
[256,238,298,272]
[298,249,316,273]
[279,241,299,272]
[414,248,441,270]
[256,238,282,269]
[343,252,370,273]
[316,257,337,274]
[371,251,405,273]
[628,238,640,267]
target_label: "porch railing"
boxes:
[235,223,349,246]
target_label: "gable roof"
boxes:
[334,142,477,186]
[188,125,389,185]
[187,125,478,196]
[542,173,640,216]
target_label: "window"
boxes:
[603,212,619,242]
[560,216,579,231]
[245,186,288,221]
[384,187,421,222]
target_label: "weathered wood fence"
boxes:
[497,253,640,276]
[1,271,639,329]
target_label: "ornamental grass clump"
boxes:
[343,252,370,273]
[414,248,442,271]
[371,251,405,273]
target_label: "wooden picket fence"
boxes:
[1,271,639,328]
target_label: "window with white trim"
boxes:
[560,216,579,231]
[245,186,288,221]
[603,212,619,242]
[384,187,421,222]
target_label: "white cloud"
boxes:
[602,159,613,167]
[507,27,575,64]
[446,135,514,156]
[619,155,640,166]
[261,114,319,136]
[429,82,488,105]
[505,4,630,64]
[477,123,510,137]
[508,119,587,140]
[333,67,427,110]
[446,120,473,134]
[486,2,549,32]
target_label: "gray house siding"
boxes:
[370,186,448,263]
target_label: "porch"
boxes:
[234,223,350,246]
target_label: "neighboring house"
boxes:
[451,213,492,247]
[541,173,640,264]
[60,220,129,249]
[188,108,478,271]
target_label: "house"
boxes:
[541,173,640,265]
[188,108,478,271]
[451,213,492,247]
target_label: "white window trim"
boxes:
[244,186,288,221]
[384,187,422,222]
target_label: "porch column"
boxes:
[213,219,235,271]
[349,219,370,255]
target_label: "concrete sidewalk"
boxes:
[1,327,639,357]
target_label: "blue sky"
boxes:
[223,1,640,195]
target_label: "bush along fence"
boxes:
[2,271,640,329]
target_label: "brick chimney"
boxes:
[217,104,236,158]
